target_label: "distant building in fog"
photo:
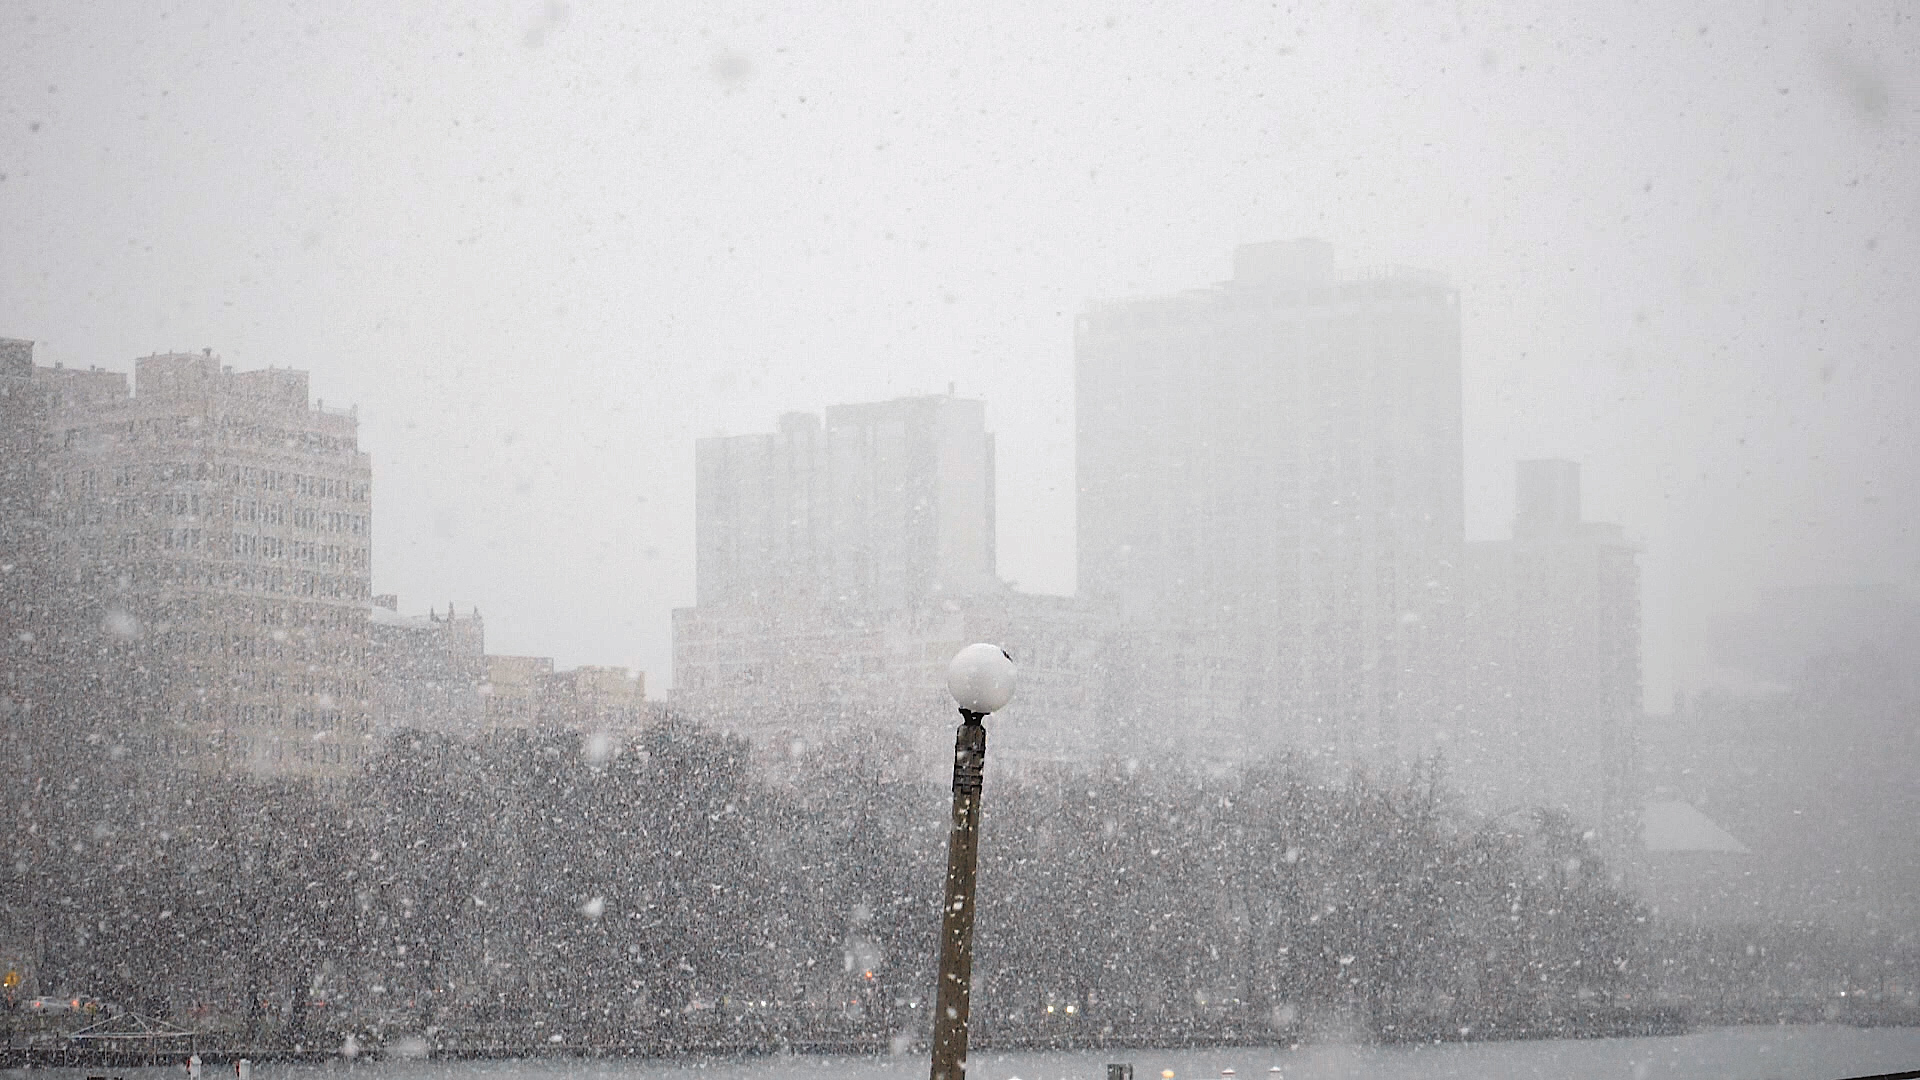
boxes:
[368,596,486,735]
[0,339,68,786]
[1638,585,1920,934]
[677,393,1100,776]
[482,654,647,734]
[1452,460,1641,839]
[1075,240,1464,765]
[1706,583,1920,695]
[677,589,1105,775]
[368,596,651,736]
[29,348,374,778]
[694,393,998,611]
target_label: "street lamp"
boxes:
[929,643,1016,1080]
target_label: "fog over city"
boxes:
[4,2,1915,701]
[3,2,1919,1077]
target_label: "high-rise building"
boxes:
[1075,240,1464,764]
[1,339,67,778]
[693,394,997,611]
[33,349,374,778]
[1454,460,1641,837]
[677,393,1102,776]
[2,341,51,692]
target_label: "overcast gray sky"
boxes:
[4,1,1915,706]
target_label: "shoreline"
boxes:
[7,1006,1919,1071]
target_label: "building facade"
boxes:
[0,339,72,807]
[1639,585,1920,933]
[482,655,647,733]
[694,394,998,611]
[33,349,374,778]
[1075,240,1464,766]
[2,341,54,723]
[368,597,487,736]
[678,393,1105,776]
[675,590,1106,776]
[1452,460,1641,838]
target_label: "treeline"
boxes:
[6,716,1659,1050]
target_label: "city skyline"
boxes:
[7,325,1642,812]
[5,6,1917,1061]
[4,3,1914,707]
[10,279,1905,708]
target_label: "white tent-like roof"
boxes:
[1642,799,1752,854]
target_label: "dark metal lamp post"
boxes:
[929,643,1017,1080]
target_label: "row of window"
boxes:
[175,661,372,701]
[150,597,368,633]
[56,459,364,498]
[161,632,294,664]
[229,501,366,534]
[151,597,282,626]
[97,415,361,460]
[173,697,369,725]
[63,458,368,502]
[232,426,358,459]
[149,529,368,569]
[230,534,368,568]
[165,632,363,665]
[125,559,371,600]
[53,489,369,537]
[230,464,365,501]
[230,567,369,599]
[50,498,365,542]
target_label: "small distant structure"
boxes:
[1643,799,1751,854]
[65,1011,197,1065]
[368,596,488,735]
[1634,798,1756,926]
[484,654,648,733]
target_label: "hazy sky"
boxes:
[4,1,1915,706]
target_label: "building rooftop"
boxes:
[1644,799,1751,854]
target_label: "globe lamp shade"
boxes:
[947,643,1017,715]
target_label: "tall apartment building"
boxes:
[1075,240,1464,765]
[2,342,50,698]
[1454,461,1641,838]
[33,349,373,779]
[677,393,1104,774]
[1,339,66,780]
[693,393,998,612]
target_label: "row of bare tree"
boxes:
[6,717,1659,1049]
